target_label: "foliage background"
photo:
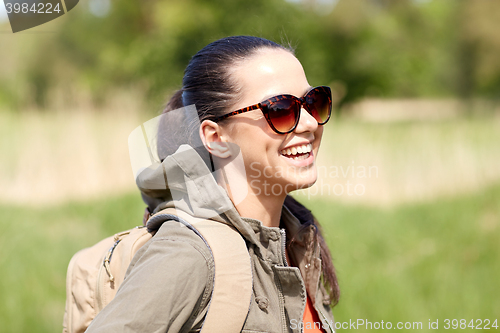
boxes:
[2,0,500,110]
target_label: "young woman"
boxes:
[87,36,339,333]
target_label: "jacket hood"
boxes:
[137,144,261,246]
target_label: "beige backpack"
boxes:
[63,208,252,333]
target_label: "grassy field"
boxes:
[0,192,146,333]
[307,183,500,331]
[313,115,500,205]
[0,98,148,205]
[1,110,500,206]
[0,183,499,332]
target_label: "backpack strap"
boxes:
[151,208,252,333]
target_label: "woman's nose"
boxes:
[294,108,318,133]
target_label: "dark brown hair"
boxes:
[284,195,340,306]
[160,36,339,305]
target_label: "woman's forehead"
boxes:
[231,48,311,106]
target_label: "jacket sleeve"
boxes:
[85,223,214,333]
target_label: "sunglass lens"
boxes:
[306,88,332,124]
[267,99,300,133]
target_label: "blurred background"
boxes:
[0,0,499,332]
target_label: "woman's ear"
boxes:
[199,120,232,158]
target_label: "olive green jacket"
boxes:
[86,145,335,333]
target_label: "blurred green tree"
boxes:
[1,0,499,110]
[458,0,500,98]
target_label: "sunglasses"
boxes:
[213,86,332,134]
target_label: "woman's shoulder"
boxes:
[86,219,215,332]
[131,219,215,273]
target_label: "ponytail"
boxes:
[164,89,184,113]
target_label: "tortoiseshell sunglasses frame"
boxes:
[213,86,332,134]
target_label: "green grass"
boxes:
[1,185,499,332]
[0,192,146,333]
[306,184,500,331]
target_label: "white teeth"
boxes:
[280,144,312,157]
[293,154,308,160]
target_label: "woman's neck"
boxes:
[234,190,286,228]
[214,164,286,228]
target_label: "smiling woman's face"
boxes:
[218,48,324,195]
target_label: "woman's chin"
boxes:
[284,175,318,194]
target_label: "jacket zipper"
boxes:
[277,228,289,332]
[280,228,288,267]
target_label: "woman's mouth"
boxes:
[280,143,312,160]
